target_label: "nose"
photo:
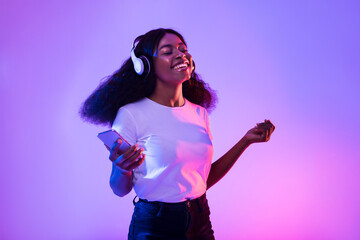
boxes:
[175,49,187,59]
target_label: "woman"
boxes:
[80,28,275,240]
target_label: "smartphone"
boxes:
[97,129,131,152]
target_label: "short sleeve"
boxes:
[112,107,137,145]
[204,109,213,140]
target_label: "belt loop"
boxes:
[157,202,164,217]
[133,195,139,205]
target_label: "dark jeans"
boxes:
[128,194,215,240]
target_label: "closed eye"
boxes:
[180,47,188,53]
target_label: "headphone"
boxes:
[130,38,196,78]
[130,40,150,76]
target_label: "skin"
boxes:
[108,33,275,196]
[149,33,194,107]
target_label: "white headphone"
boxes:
[130,41,150,76]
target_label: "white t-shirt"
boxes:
[112,97,213,202]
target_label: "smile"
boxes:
[173,62,189,71]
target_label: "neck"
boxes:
[149,82,185,107]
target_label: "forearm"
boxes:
[207,137,251,189]
[109,163,133,197]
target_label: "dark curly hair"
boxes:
[80,28,217,126]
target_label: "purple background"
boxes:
[1,1,359,239]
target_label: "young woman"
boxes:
[80,28,275,240]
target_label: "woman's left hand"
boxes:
[244,119,275,144]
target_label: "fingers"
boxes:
[122,144,140,159]
[255,119,275,142]
[264,119,275,141]
[264,129,270,142]
[113,144,145,172]
[111,138,123,153]
[109,138,123,162]
[109,139,136,162]
[257,119,272,129]
[265,119,275,132]
[265,119,275,137]
[112,144,138,164]
[119,146,143,168]
[126,154,146,171]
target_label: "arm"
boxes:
[207,120,275,189]
[109,164,133,197]
[108,140,145,197]
[207,137,250,189]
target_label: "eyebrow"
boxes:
[158,43,186,50]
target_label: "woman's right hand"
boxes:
[107,139,145,174]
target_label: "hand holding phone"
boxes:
[98,130,145,173]
[97,130,131,153]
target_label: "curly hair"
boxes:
[80,28,217,126]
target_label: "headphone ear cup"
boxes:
[131,47,144,75]
[130,40,151,77]
[191,60,195,73]
[189,60,195,80]
[139,56,150,77]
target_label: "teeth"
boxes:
[174,63,188,70]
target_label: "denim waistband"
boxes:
[134,193,207,211]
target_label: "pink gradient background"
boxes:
[1,1,359,239]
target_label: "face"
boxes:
[152,33,194,86]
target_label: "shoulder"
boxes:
[185,99,209,118]
[121,98,148,111]
[113,98,146,124]
[115,98,149,117]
